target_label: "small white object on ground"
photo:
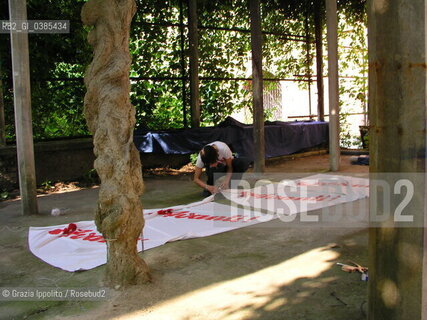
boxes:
[51,208,70,216]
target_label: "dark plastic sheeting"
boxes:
[134,117,328,160]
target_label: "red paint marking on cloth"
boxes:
[47,228,149,243]
[295,181,368,188]
[237,191,342,202]
[156,210,259,222]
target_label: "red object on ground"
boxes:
[62,223,77,235]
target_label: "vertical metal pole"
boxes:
[9,0,38,215]
[179,0,188,128]
[325,0,340,172]
[188,0,200,128]
[249,0,265,173]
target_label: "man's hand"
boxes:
[218,181,229,191]
[206,185,219,194]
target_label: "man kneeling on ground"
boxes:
[193,141,250,196]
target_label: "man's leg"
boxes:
[205,164,227,186]
[230,157,251,187]
[205,166,214,186]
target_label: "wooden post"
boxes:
[8,0,38,215]
[179,0,187,128]
[325,0,340,172]
[249,0,265,173]
[314,0,324,121]
[0,78,6,146]
[368,0,427,319]
[304,10,312,117]
[188,0,200,128]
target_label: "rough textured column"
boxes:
[368,0,426,319]
[249,0,265,173]
[9,0,38,215]
[325,0,340,171]
[188,0,200,128]
[81,0,150,286]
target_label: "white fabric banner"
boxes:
[28,174,369,272]
[29,202,265,272]
[222,174,369,215]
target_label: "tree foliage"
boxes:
[1,0,367,142]
[0,0,90,141]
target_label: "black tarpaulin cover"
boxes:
[134,117,328,160]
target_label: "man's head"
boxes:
[200,145,218,166]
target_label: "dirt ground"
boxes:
[0,154,370,320]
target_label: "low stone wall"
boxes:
[0,138,336,191]
[0,138,191,191]
[0,138,95,191]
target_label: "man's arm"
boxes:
[193,166,218,194]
